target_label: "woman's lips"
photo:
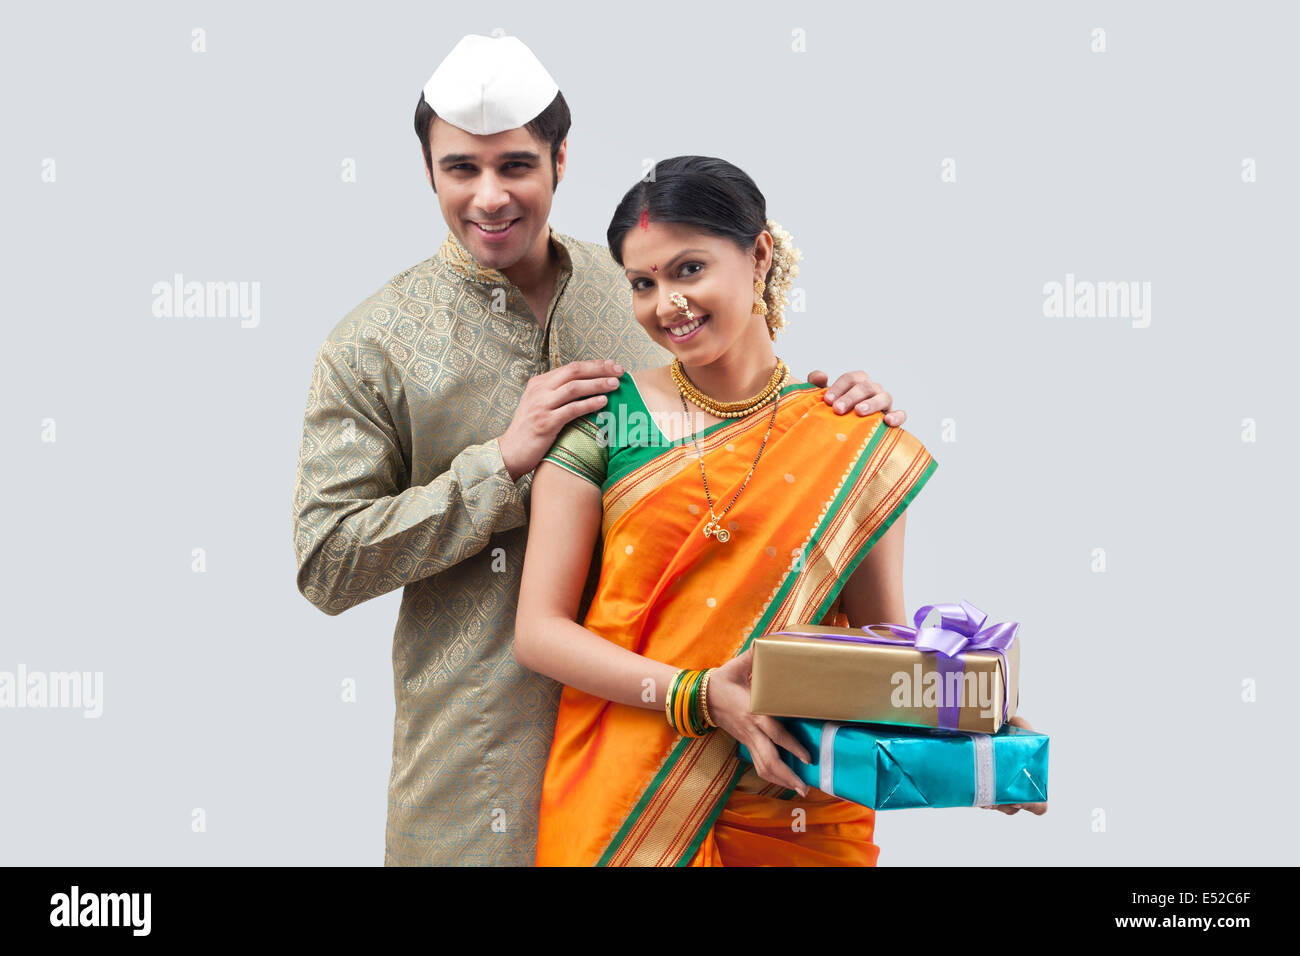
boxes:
[665,314,709,342]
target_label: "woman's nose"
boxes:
[657,289,689,325]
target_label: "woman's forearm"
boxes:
[516,616,682,711]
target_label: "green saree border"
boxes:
[675,762,749,866]
[594,733,691,866]
[596,416,932,866]
[805,456,939,630]
[602,372,817,490]
[736,417,895,651]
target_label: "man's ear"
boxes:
[553,138,568,190]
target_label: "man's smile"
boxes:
[470,217,521,239]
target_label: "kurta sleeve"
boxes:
[291,340,531,616]
[539,413,608,489]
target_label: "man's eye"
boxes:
[448,164,473,172]
[504,162,530,170]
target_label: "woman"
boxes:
[515,156,1037,867]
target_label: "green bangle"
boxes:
[668,667,693,736]
[685,668,712,737]
[666,668,714,737]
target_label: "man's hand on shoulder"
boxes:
[499,360,624,481]
[805,369,906,427]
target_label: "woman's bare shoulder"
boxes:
[628,365,672,396]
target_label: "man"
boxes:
[290,33,907,866]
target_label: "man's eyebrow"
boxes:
[438,150,541,165]
[625,249,709,276]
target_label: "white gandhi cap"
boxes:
[422,34,560,136]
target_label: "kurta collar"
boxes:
[437,226,575,288]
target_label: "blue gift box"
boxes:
[737,718,1049,809]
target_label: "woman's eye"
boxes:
[631,278,651,292]
[679,262,703,277]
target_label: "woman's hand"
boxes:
[980,715,1048,816]
[707,646,812,798]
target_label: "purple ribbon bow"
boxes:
[768,600,1018,730]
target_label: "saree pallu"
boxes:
[534,379,937,866]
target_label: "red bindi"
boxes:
[650,265,658,272]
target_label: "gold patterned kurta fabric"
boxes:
[291,228,670,865]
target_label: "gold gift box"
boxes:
[750,624,1019,733]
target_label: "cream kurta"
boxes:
[291,229,670,865]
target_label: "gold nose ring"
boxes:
[669,292,695,321]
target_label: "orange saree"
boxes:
[534,374,937,866]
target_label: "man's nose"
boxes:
[474,172,510,215]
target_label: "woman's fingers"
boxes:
[981,801,1048,815]
[982,717,1047,813]
[754,715,811,765]
[746,730,810,797]
[715,646,753,683]
[736,644,754,678]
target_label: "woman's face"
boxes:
[620,219,773,365]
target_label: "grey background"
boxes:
[2,0,1295,865]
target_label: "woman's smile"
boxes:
[665,312,710,341]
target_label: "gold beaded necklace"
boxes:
[669,357,789,418]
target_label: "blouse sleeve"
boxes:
[539,412,608,489]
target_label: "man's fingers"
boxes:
[829,381,889,415]
[822,371,870,403]
[553,393,612,426]
[550,374,621,408]
[552,359,623,384]
[805,369,829,386]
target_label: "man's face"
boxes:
[424,116,566,271]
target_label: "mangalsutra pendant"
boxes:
[703,520,731,543]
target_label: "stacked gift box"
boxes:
[738,601,1049,810]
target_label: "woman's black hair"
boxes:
[606,156,769,272]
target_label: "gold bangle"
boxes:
[665,668,684,729]
[687,669,709,736]
[700,669,715,729]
